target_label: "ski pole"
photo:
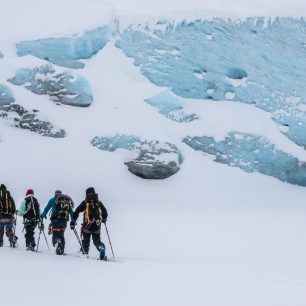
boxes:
[104,223,115,259]
[73,228,86,255]
[42,229,50,252]
[13,211,17,235]
[36,229,42,253]
[13,212,18,247]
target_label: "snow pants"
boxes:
[24,220,38,248]
[50,220,67,250]
[81,227,105,254]
[0,218,16,245]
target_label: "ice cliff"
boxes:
[2,17,306,183]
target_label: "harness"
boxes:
[48,225,66,235]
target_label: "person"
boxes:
[70,187,108,260]
[0,184,17,247]
[17,189,42,251]
[40,190,74,255]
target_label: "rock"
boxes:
[0,104,65,138]
[91,134,184,179]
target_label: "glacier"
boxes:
[116,18,306,146]
[91,134,184,179]
[8,64,93,107]
[0,17,306,184]
[16,26,111,69]
[183,132,306,186]
[0,84,15,106]
[146,90,199,122]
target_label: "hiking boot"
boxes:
[80,248,88,255]
[27,241,36,251]
[55,240,64,255]
[26,245,35,251]
[10,235,18,248]
[99,244,106,260]
[100,255,107,261]
[0,240,3,247]
[10,240,16,248]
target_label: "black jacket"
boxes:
[72,194,108,231]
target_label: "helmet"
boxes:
[55,190,62,196]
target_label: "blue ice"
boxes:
[17,26,111,69]
[146,90,199,122]
[116,18,306,146]
[0,84,15,106]
[92,134,141,151]
[8,65,93,107]
[183,132,306,186]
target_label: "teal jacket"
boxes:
[18,195,40,216]
[18,199,28,216]
[41,196,74,220]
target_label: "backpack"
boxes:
[55,195,72,220]
[84,201,102,227]
[0,190,13,214]
[24,196,39,220]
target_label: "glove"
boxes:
[101,218,107,224]
[70,220,76,229]
[38,222,44,231]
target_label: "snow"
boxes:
[1,1,306,306]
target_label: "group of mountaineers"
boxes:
[0,184,109,260]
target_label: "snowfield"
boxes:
[1,1,306,306]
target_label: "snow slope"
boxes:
[1,1,306,306]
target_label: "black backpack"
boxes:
[24,196,39,220]
[0,190,13,214]
[84,201,102,227]
[55,195,72,220]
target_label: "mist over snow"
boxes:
[1,1,306,306]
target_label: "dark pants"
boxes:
[81,227,104,254]
[0,218,16,244]
[24,220,37,248]
[50,220,67,249]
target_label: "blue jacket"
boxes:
[41,196,74,220]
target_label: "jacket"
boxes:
[41,195,74,221]
[72,194,108,231]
